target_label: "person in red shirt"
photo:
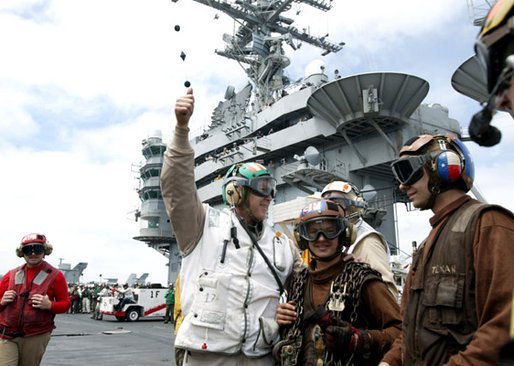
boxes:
[0,233,70,366]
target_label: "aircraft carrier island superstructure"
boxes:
[184,0,465,248]
[134,0,471,284]
[133,131,180,284]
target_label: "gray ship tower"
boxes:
[142,1,482,286]
[176,0,472,255]
[133,130,180,284]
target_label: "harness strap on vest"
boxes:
[276,262,381,365]
[239,221,286,295]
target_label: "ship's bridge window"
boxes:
[140,190,163,201]
[142,216,160,229]
[141,168,161,180]
[148,217,160,228]
[143,145,166,159]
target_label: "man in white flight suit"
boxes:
[160,88,303,366]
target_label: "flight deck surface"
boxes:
[41,313,175,365]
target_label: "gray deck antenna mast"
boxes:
[466,0,493,26]
[191,0,344,108]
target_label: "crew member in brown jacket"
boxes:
[275,199,401,365]
[381,133,514,365]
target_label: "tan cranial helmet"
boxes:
[321,180,367,218]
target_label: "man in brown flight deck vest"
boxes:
[380,134,514,366]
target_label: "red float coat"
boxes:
[0,261,70,338]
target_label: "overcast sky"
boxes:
[1,0,513,285]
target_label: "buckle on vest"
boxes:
[0,327,25,338]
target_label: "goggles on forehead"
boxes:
[237,176,277,197]
[297,217,345,242]
[325,196,353,206]
[325,196,367,211]
[391,154,432,185]
[21,244,45,256]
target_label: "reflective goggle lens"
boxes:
[248,176,276,197]
[22,245,45,255]
[391,155,429,185]
[298,218,344,242]
[326,196,353,209]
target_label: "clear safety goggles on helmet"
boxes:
[391,154,432,185]
[22,244,45,256]
[297,217,345,242]
[240,176,277,197]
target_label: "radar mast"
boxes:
[191,0,344,107]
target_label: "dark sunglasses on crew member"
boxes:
[22,245,45,255]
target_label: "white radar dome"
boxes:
[149,129,162,139]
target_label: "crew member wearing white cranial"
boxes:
[321,180,397,298]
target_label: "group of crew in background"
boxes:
[64,282,165,316]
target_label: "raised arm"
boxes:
[161,88,206,256]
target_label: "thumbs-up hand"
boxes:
[175,87,194,127]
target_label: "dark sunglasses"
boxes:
[391,154,432,185]
[22,245,45,256]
